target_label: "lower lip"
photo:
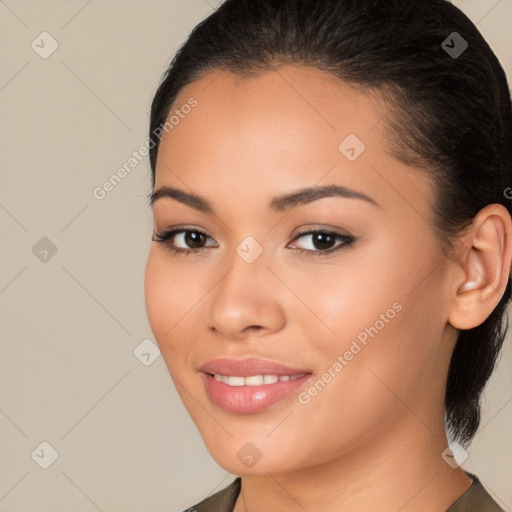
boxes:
[202,373,312,413]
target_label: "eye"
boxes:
[152,227,356,257]
[152,228,217,255]
[288,229,355,256]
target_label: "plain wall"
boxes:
[1,1,511,510]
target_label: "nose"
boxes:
[207,251,287,341]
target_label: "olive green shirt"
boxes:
[188,473,504,511]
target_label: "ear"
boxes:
[448,204,512,330]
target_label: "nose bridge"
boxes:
[219,232,270,295]
[207,238,285,338]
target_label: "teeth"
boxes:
[245,375,264,386]
[263,374,279,384]
[213,373,306,386]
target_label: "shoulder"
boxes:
[182,473,505,512]
[184,478,241,512]
[446,473,505,512]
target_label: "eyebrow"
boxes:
[148,184,380,212]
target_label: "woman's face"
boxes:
[145,66,458,475]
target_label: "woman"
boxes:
[144,0,512,510]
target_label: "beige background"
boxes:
[0,1,511,511]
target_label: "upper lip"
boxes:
[199,357,311,377]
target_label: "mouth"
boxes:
[211,372,307,386]
[199,358,312,413]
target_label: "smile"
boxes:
[202,372,311,413]
[213,373,307,386]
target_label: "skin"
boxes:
[144,66,512,511]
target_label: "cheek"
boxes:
[285,254,401,349]
[144,249,192,348]
[144,250,170,338]
[144,249,211,381]
[291,236,446,380]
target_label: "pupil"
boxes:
[186,231,205,248]
[314,232,334,250]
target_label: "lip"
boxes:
[199,357,312,414]
[199,357,310,377]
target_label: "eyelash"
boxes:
[151,227,355,257]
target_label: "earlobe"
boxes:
[449,204,512,330]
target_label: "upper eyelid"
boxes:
[154,226,350,238]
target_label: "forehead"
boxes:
[157,67,382,171]
[170,66,387,144]
[154,66,432,216]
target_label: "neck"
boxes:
[235,418,472,512]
